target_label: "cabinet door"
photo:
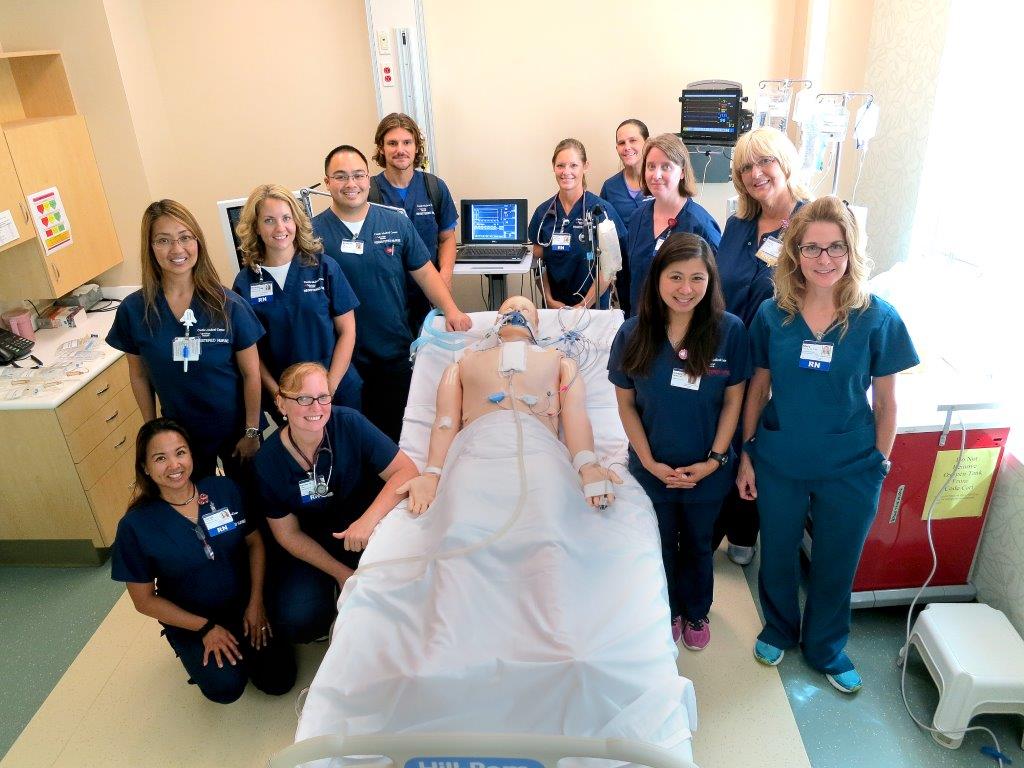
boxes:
[4,115,122,296]
[87,444,136,546]
[0,133,33,253]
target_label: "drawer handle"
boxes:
[95,383,111,396]
[105,409,119,423]
[114,435,127,449]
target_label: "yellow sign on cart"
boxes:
[921,447,1001,520]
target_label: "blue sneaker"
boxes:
[826,668,863,694]
[753,640,784,666]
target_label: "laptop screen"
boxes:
[461,199,528,244]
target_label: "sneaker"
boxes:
[682,617,711,651]
[753,639,785,666]
[671,615,683,644]
[727,544,755,566]
[826,669,863,694]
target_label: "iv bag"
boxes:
[597,218,622,280]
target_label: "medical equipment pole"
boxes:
[298,183,333,221]
[816,92,874,196]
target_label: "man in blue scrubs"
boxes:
[312,144,470,441]
[369,113,458,333]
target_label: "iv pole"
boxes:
[298,183,333,221]
[816,91,874,196]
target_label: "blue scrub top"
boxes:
[748,295,919,480]
[528,191,626,308]
[253,406,399,550]
[111,476,251,622]
[106,289,264,445]
[627,199,722,314]
[231,253,362,398]
[312,204,431,368]
[717,203,805,328]
[608,313,750,503]
[372,171,458,267]
[599,171,649,229]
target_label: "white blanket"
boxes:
[295,409,697,756]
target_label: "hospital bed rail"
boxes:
[268,732,699,768]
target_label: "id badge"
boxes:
[654,236,666,253]
[249,281,274,304]
[799,340,833,371]
[340,240,364,254]
[670,369,701,390]
[203,506,237,537]
[172,337,201,362]
[299,478,318,504]
[551,233,571,252]
[755,236,783,267]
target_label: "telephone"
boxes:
[0,327,34,364]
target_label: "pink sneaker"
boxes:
[671,615,683,644]
[682,617,710,651]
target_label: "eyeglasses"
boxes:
[152,234,197,250]
[798,243,849,260]
[738,156,777,175]
[281,393,332,406]
[328,171,369,183]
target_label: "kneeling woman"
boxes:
[609,233,749,651]
[737,197,918,693]
[253,362,419,642]
[111,419,295,704]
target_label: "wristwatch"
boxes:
[707,449,729,467]
[244,426,260,440]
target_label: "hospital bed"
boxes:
[273,309,699,768]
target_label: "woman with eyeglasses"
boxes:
[736,197,918,694]
[252,362,418,642]
[712,127,812,567]
[626,133,721,314]
[107,200,264,480]
[111,418,296,704]
[231,184,362,411]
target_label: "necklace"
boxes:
[164,482,197,507]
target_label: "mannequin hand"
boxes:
[736,453,757,500]
[232,435,260,462]
[580,463,623,508]
[334,514,377,552]
[668,460,718,489]
[445,310,472,332]
[243,600,271,649]
[396,474,440,516]
[202,625,241,668]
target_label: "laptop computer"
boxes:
[456,199,530,263]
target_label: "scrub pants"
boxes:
[652,500,721,621]
[357,360,414,443]
[712,487,760,549]
[755,463,884,674]
[163,621,296,704]
[266,546,362,644]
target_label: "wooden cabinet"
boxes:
[0,355,140,559]
[0,51,121,303]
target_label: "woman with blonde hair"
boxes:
[107,200,264,479]
[231,184,361,409]
[626,133,721,314]
[735,196,918,694]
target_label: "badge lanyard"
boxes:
[653,216,678,255]
[754,212,794,268]
[172,308,199,372]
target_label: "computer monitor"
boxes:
[459,199,528,245]
[679,88,742,146]
[216,190,303,270]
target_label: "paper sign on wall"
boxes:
[921,447,1001,520]
[0,209,19,247]
[26,186,72,255]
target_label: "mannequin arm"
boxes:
[559,357,621,506]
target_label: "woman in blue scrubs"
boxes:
[312,145,471,442]
[111,418,295,704]
[609,233,749,652]
[529,138,626,309]
[107,200,264,480]
[736,197,918,694]
[627,134,721,313]
[253,362,419,642]
[600,119,649,317]
[232,184,361,411]
[713,127,811,566]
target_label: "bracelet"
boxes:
[197,618,216,637]
[244,426,260,440]
[572,450,598,472]
[423,466,443,476]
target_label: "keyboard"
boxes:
[0,327,34,364]
[457,245,529,264]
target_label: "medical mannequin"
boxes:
[399,296,621,511]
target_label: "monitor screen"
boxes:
[680,89,741,146]
[470,202,519,242]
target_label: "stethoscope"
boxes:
[534,197,574,249]
[285,426,334,498]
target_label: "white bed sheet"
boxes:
[294,309,698,763]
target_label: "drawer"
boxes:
[76,408,142,490]
[56,356,129,435]
[87,445,136,547]
[65,385,137,462]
